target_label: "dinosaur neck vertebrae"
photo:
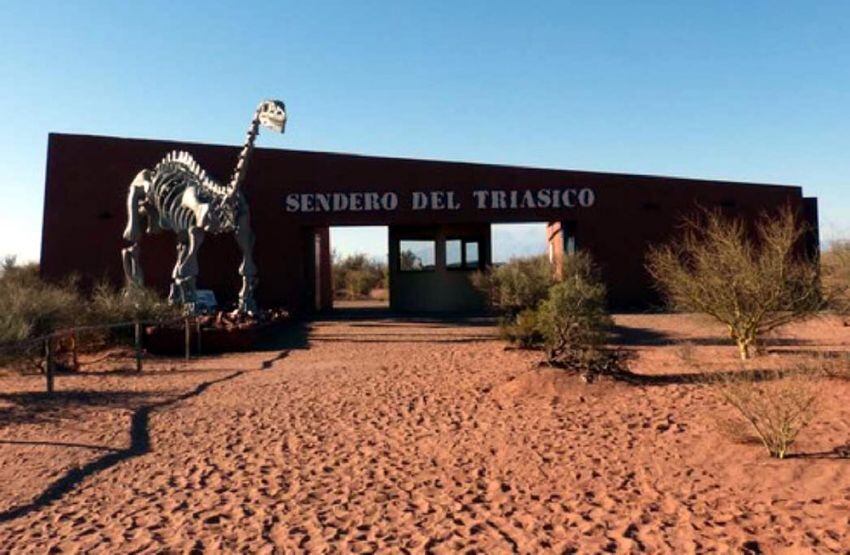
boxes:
[228,113,262,193]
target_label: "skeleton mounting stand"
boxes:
[120,99,287,315]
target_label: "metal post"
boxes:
[196,319,202,355]
[44,338,54,395]
[184,317,191,361]
[134,321,143,372]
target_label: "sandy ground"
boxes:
[0,314,849,553]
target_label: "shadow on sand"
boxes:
[0,342,300,523]
[610,324,815,349]
[606,366,795,387]
[0,371,245,523]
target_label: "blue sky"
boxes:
[1,1,848,262]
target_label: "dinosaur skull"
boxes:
[258,99,287,133]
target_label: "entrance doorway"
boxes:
[329,226,389,311]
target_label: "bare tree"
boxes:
[646,208,823,360]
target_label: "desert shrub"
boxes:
[478,252,612,363]
[646,208,823,360]
[472,255,554,315]
[822,240,850,318]
[332,252,387,299]
[80,282,180,349]
[498,309,541,348]
[0,256,82,344]
[560,250,601,283]
[89,282,180,324]
[715,369,821,459]
[536,271,613,368]
[0,256,178,366]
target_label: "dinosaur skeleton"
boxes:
[121,99,287,314]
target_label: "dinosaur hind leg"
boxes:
[174,227,204,312]
[169,233,189,304]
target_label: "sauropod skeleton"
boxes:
[121,99,287,314]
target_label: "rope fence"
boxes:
[0,317,202,395]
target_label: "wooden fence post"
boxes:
[71,330,78,371]
[134,321,143,372]
[44,338,54,395]
[184,317,191,361]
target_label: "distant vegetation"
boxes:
[331,252,388,300]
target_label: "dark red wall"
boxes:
[41,133,817,312]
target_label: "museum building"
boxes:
[40,133,819,314]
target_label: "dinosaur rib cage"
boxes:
[148,151,236,235]
[150,164,200,233]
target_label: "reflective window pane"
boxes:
[465,241,480,269]
[446,239,462,268]
[399,240,435,271]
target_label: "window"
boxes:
[446,239,463,269]
[465,241,479,268]
[446,238,482,270]
[399,240,436,271]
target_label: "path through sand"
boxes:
[0,315,849,552]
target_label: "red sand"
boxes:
[0,314,849,552]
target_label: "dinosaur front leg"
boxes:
[234,196,258,314]
[123,170,150,243]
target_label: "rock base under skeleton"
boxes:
[144,309,289,355]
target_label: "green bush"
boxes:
[472,255,554,315]
[561,250,600,283]
[536,272,613,367]
[480,252,614,373]
[498,309,541,348]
